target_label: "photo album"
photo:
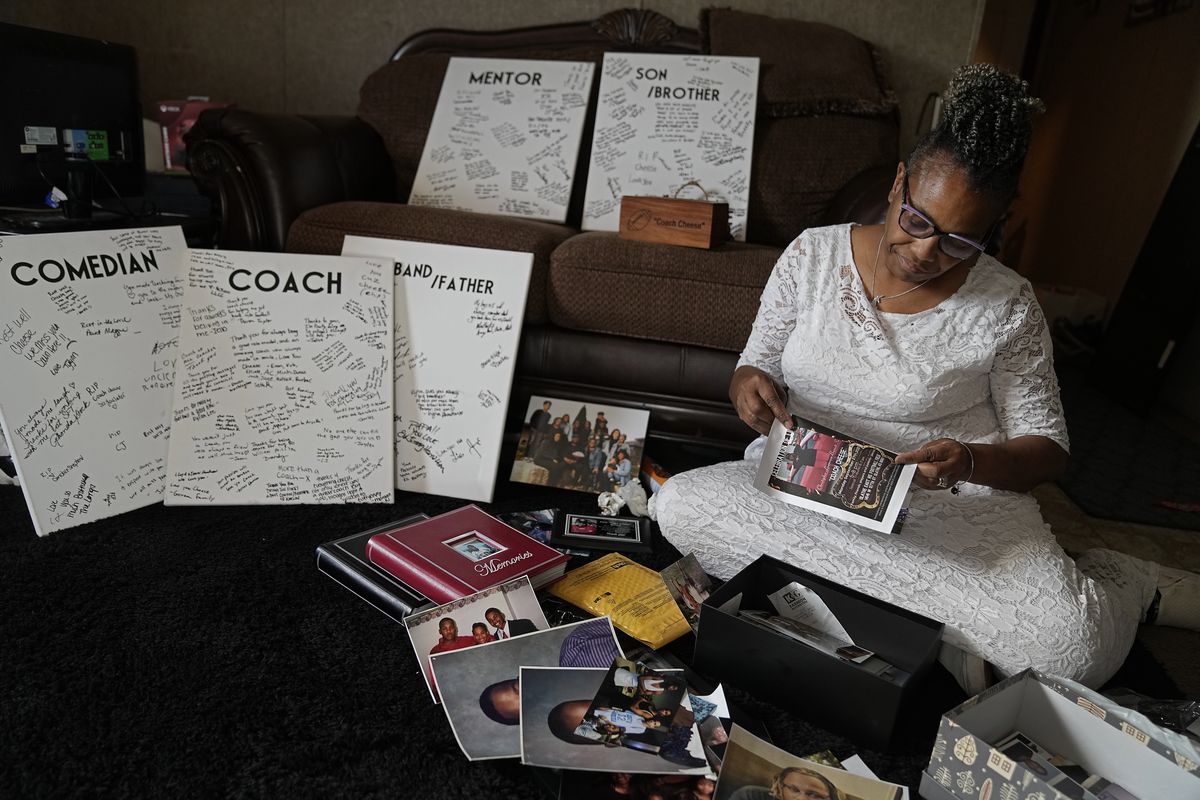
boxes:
[364,504,569,605]
[753,415,916,534]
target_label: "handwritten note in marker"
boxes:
[582,54,759,241]
[409,58,595,223]
[0,226,187,536]
[341,236,531,502]
[164,250,395,505]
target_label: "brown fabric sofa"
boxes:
[186,8,897,448]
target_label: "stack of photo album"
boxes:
[317,507,910,797]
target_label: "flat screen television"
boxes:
[0,23,145,209]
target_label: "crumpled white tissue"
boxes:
[619,480,649,518]
[597,492,626,516]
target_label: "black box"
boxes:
[693,554,943,752]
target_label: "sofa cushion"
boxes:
[548,232,782,352]
[701,9,899,247]
[286,201,577,323]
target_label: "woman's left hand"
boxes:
[894,438,970,491]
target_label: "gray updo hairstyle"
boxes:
[907,63,1045,205]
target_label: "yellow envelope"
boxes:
[548,552,691,649]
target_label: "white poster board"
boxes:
[165,249,395,505]
[0,226,186,536]
[340,236,532,502]
[408,57,595,223]
[582,53,760,240]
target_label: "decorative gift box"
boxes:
[920,669,1200,800]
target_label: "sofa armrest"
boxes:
[185,109,397,251]
[821,164,896,227]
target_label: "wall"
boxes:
[999,2,1200,310]
[1,0,984,154]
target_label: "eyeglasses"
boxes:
[899,173,989,260]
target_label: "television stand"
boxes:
[0,207,217,248]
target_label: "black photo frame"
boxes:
[549,511,652,553]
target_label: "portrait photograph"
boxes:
[510,394,650,494]
[519,666,709,775]
[403,576,548,703]
[443,530,504,562]
[660,553,713,630]
[430,617,623,760]
[714,725,904,800]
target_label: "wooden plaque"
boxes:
[618,195,730,249]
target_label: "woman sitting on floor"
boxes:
[655,64,1199,691]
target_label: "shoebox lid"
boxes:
[692,553,943,751]
[924,669,1200,798]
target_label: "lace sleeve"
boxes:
[990,282,1070,452]
[736,236,805,384]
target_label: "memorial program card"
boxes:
[753,415,915,534]
[409,57,595,223]
[582,53,759,240]
[0,227,186,536]
[165,249,395,505]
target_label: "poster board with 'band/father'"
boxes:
[341,236,532,503]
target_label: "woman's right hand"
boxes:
[729,365,793,436]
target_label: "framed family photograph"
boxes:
[550,512,652,554]
[511,395,650,494]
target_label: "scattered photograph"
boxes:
[714,725,904,800]
[497,508,557,545]
[661,554,713,631]
[404,576,549,703]
[520,666,709,775]
[511,395,650,494]
[499,507,591,557]
[550,512,652,554]
[430,617,623,760]
[582,658,689,753]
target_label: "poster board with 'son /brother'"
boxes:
[582,53,758,241]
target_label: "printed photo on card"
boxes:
[714,725,904,800]
[430,617,622,760]
[519,666,708,774]
[661,554,713,631]
[404,575,548,703]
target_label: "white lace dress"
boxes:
[656,224,1157,687]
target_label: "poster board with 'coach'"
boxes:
[165,249,395,505]
[408,57,595,223]
[582,53,759,241]
[0,227,186,536]
[341,236,532,502]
